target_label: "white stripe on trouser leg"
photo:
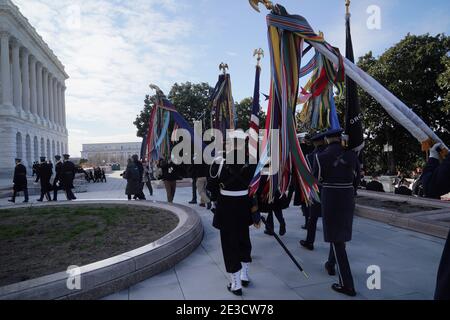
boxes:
[241,263,250,282]
[231,271,242,291]
[332,243,343,286]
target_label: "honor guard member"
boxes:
[300,131,327,251]
[36,157,53,202]
[8,158,29,203]
[61,154,77,200]
[207,131,259,296]
[53,155,63,201]
[314,128,360,297]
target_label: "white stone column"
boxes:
[20,48,30,113]
[57,81,61,127]
[0,32,13,106]
[43,68,49,122]
[62,85,66,128]
[53,79,59,127]
[36,62,44,119]
[48,75,54,125]
[29,56,38,118]
[11,39,22,112]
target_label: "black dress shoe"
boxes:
[227,284,243,296]
[300,240,314,251]
[37,199,43,202]
[279,223,286,236]
[189,200,197,204]
[8,199,15,203]
[241,280,250,288]
[264,230,274,236]
[301,224,307,230]
[325,262,336,276]
[331,283,357,297]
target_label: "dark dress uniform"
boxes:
[207,150,256,275]
[315,138,360,294]
[53,159,63,201]
[36,160,53,201]
[422,153,450,199]
[303,143,327,246]
[61,157,77,200]
[257,176,286,236]
[10,161,29,203]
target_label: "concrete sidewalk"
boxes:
[0,172,445,300]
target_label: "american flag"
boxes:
[249,64,261,163]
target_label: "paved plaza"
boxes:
[0,172,445,300]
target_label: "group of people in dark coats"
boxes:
[8,154,77,203]
[122,154,151,201]
[296,129,361,297]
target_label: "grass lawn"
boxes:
[0,205,179,287]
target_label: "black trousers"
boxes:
[220,225,252,274]
[12,189,29,201]
[39,190,51,201]
[191,178,197,201]
[145,181,153,196]
[328,242,355,289]
[301,204,309,226]
[53,181,61,200]
[306,215,319,244]
[64,188,76,200]
[265,208,285,231]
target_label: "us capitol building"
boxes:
[0,0,68,177]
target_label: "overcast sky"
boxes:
[14,0,450,156]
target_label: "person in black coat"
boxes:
[52,155,63,201]
[422,143,450,199]
[315,128,360,297]
[300,132,327,251]
[365,175,385,192]
[419,143,450,300]
[207,133,259,296]
[61,154,77,200]
[8,158,29,203]
[159,158,180,203]
[36,157,53,202]
[132,154,146,200]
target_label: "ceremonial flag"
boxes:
[344,12,364,153]
[249,64,261,162]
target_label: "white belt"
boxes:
[220,189,249,197]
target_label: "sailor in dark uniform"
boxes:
[36,156,53,202]
[8,158,29,203]
[315,128,360,297]
[61,154,77,200]
[300,132,327,251]
[52,155,63,201]
[207,131,259,296]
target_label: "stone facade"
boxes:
[81,142,142,166]
[0,0,68,177]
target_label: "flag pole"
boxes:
[261,216,309,278]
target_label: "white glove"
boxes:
[430,143,442,160]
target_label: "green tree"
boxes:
[234,97,267,131]
[168,82,214,129]
[337,34,450,174]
